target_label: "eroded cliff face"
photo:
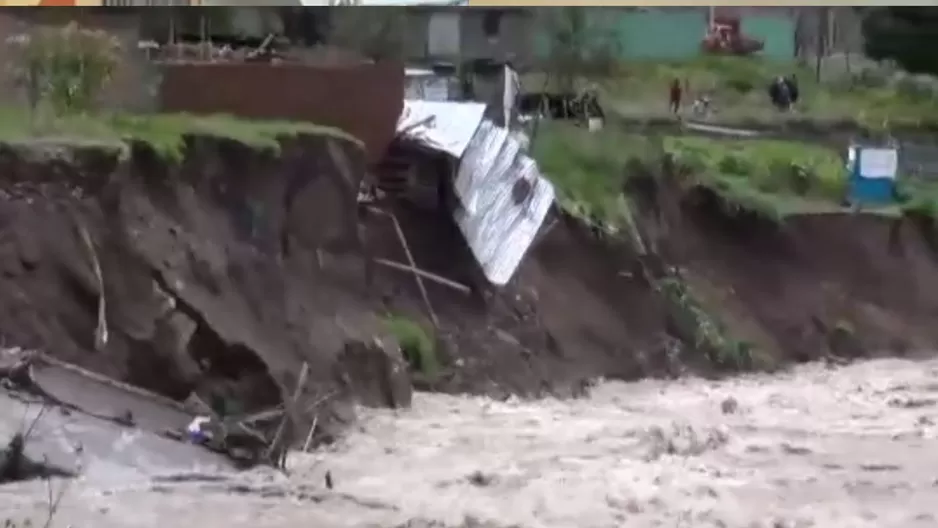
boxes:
[0,133,410,450]
[6,127,938,463]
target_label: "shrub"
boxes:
[384,315,438,377]
[7,22,121,116]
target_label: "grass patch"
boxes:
[662,135,849,221]
[384,314,439,379]
[658,274,758,371]
[532,121,652,239]
[897,179,938,218]
[534,120,852,228]
[0,106,359,162]
[598,56,938,131]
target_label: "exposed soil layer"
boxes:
[628,170,938,371]
[363,203,673,399]
[3,134,938,452]
[0,135,391,447]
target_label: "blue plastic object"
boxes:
[847,146,897,206]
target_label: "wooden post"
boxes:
[814,7,826,83]
[199,11,207,61]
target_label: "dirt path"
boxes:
[4,358,938,528]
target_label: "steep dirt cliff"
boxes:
[4,130,938,458]
[0,133,396,449]
[624,163,938,371]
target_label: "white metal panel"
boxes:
[396,100,486,159]
[393,99,555,287]
[454,136,555,286]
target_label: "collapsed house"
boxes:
[389,101,554,286]
[384,70,555,287]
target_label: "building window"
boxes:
[482,10,502,39]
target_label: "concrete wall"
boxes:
[159,61,404,164]
[459,9,534,63]
[404,9,536,66]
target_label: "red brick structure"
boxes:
[158,60,404,164]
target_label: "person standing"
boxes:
[669,78,683,114]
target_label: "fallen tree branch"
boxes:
[42,468,73,528]
[302,414,318,453]
[301,389,338,453]
[76,220,108,352]
[236,405,285,426]
[372,258,471,295]
[366,207,439,328]
[265,362,308,466]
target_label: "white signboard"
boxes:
[859,148,898,180]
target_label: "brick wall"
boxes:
[159,60,405,164]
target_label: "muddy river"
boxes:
[3,358,938,528]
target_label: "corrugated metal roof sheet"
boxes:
[394,99,555,287]
[453,126,554,286]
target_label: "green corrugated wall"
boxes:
[535,9,796,62]
[609,10,708,60]
[740,15,796,60]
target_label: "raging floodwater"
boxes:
[3,358,938,528]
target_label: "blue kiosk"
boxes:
[846,145,898,205]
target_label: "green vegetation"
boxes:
[0,107,357,163]
[599,56,938,131]
[1,22,357,162]
[534,120,860,227]
[658,275,758,370]
[384,314,439,379]
[663,135,850,221]
[533,121,649,233]
[896,179,938,219]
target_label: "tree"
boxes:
[537,7,618,93]
[863,7,938,75]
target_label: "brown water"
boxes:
[4,358,938,528]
